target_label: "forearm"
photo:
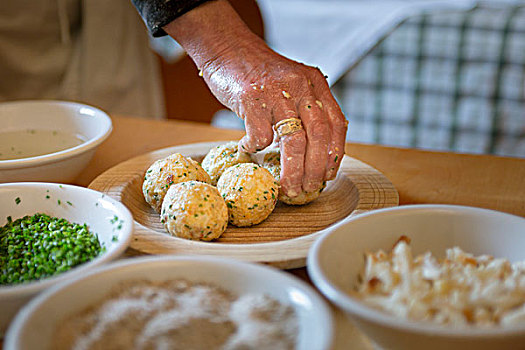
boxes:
[162,0,269,70]
[131,0,211,37]
[131,0,347,197]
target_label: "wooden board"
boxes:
[89,141,399,268]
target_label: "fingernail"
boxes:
[304,180,320,193]
[326,167,336,180]
[284,185,301,198]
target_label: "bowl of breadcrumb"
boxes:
[5,255,333,350]
[308,205,525,350]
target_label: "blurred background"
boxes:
[1,0,524,157]
[156,0,525,158]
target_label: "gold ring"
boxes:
[274,117,303,137]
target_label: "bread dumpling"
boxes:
[142,153,211,213]
[217,163,279,227]
[201,141,252,185]
[261,149,325,206]
[161,181,228,241]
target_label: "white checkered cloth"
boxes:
[332,2,525,157]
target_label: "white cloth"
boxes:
[257,0,486,85]
[0,0,165,119]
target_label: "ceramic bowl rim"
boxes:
[5,255,334,350]
[307,204,525,338]
[0,182,133,297]
[0,100,112,169]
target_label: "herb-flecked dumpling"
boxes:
[142,153,211,213]
[217,163,279,227]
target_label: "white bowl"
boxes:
[308,205,525,350]
[5,255,334,350]
[0,182,133,334]
[0,100,112,183]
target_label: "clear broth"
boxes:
[0,129,85,160]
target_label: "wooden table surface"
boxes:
[78,115,525,216]
[77,115,524,349]
[3,115,523,349]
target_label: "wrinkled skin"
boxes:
[201,44,347,196]
[164,0,347,197]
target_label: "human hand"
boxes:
[164,0,347,197]
[200,43,348,197]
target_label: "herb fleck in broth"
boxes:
[0,129,85,160]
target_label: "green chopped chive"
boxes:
[15,197,21,205]
[0,213,104,285]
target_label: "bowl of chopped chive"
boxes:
[0,182,133,334]
[0,100,112,183]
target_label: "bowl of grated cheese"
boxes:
[308,205,525,350]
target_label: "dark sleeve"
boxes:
[131,0,213,37]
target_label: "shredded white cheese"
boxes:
[356,236,525,327]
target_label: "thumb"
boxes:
[238,109,273,153]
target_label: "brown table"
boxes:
[76,115,525,348]
[77,115,525,217]
[3,115,524,349]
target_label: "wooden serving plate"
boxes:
[89,141,398,268]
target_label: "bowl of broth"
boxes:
[0,100,112,183]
